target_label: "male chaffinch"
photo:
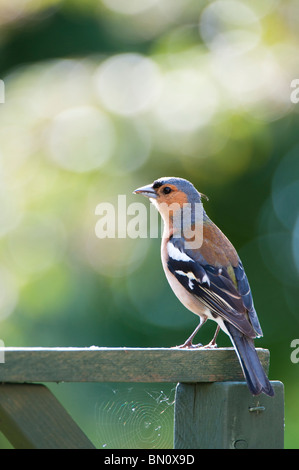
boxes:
[134,176,274,397]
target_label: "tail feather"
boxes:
[224,321,274,397]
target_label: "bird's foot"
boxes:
[202,341,218,349]
[172,341,203,349]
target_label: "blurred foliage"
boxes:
[0,0,299,449]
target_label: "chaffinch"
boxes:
[134,176,274,397]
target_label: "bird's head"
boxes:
[134,176,207,205]
[134,177,208,228]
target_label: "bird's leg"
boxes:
[175,317,207,349]
[203,325,220,349]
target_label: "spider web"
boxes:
[95,384,175,449]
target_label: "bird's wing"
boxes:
[233,261,263,337]
[166,236,257,338]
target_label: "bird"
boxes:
[134,176,274,397]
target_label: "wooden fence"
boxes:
[0,347,284,449]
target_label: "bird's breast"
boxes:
[161,242,209,319]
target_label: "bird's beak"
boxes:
[133,184,157,199]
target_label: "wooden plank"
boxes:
[0,347,270,383]
[0,384,96,449]
[174,381,284,449]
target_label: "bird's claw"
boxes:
[172,341,203,349]
[172,341,218,349]
[202,341,218,349]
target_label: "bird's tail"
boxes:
[224,321,274,397]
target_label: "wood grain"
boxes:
[174,381,284,449]
[0,347,270,383]
[0,384,95,449]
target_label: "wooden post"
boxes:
[0,384,95,449]
[174,381,284,449]
[0,347,283,449]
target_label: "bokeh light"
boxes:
[94,54,161,116]
[200,1,261,57]
[0,267,18,321]
[46,106,115,173]
[7,214,66,276]
[154,67,218,132]
[272,144,299,230]
[292,215,299,276]
[101,0,159,16]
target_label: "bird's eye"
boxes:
[163,186,172,194]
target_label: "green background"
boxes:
[0,0,298,449]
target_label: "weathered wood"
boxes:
[0,384,96,449]
[0,347,269,383]
[174,381,284,449]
